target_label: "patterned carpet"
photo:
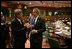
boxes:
[6,39,50,48]
[25,39,50,48]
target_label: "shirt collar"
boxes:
[35,16,39,23]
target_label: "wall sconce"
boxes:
[24,6,27,9]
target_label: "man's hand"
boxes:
[24,23,32,28]
[31,29,38,34]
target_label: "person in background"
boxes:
[1,12,9,48]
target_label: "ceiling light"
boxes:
[17,2,19,4]
[29,2,32,5]
[24,6,27,9]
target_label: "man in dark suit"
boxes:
[29,8,46,48]
[11,9,29,48]
[1,12,9,48]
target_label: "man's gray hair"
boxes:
[14,9,22,16]
[33,8,40,15]
[14,9,22,13]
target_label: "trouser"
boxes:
[1,39,6,48]
[30,35,42,48]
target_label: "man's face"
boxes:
[1,14,3,17]
[20,12,23,17]
[32,12,37,18]
[17,12,23,19]
[1,14,5,22]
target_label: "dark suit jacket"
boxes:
[1,23,9,48]
[30,16,46,48]
[31,17,46,37]
[11,18,27,37]
[11,18,27,48]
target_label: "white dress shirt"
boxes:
[34,16,39,24]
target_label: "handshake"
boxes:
[24,23,38,34]
[30,29,38,34]
[24,23,32,29]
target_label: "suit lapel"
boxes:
[16,18,23,25]
[35,17,40,25]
